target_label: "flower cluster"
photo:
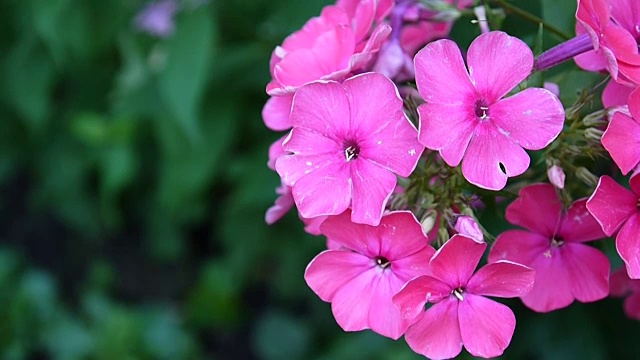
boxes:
[263,0,640,358]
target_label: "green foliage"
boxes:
[0,0,639,359]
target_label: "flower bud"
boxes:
[583,109,608,127]
[454,215,484,243]
[547,165,566,189]
[576,167,598,187]
[420,210,438,234]
[584,128,604,142]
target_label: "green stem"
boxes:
[490,0,572,41]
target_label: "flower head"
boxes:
[489,184,609,312]
[305,211,435,339]
[587,174,640,278]
[414,31,565,190]
[393,235,534,359]
[276,72,424,226]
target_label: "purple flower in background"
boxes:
[134,0,179,38]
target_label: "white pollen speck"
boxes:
[523,109,532,115]
[409,149,416,156]
[306,161,312,166]
[304,170,311,174]
[377,140,383,145]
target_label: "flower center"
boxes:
[551,236,564,247]
[375,256,391,269]
[343,141,360,162]
[474,100,490,120]
[452,287,465,301]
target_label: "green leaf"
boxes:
[541,0,577,39]
[157,7,216,141]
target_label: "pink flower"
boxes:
[489,184,609,312]
[275,72,424,226]
[574,0,640,85]
[305,210,435,339]
[587,174,640,278]
[393,235,535,359]
[602,88,640,175]
[414,31,565,190]
[610,267,640,320]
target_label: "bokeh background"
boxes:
[0,0,639,359]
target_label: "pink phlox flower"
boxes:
[454,215,484,243]
[266,4,391,96]
[602,88,640,175]
[275,72,424,226]
[574,0,640,85]
[336,0,394,44]
[393,235,534,359]
[610,267,640,321]
[305,210,436,339]
[489,183,610,312]
[414,31,565,190]
[587,174,640,278]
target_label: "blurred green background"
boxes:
[0,0,639,359]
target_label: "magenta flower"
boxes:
[602,88,640,175]
[305,211,435,339]
[275,72,424,226]
[610,267,640,321]
[489,184,609,312]
[414,31,565,190]
[587,175,640,278]
[393,235,534,359]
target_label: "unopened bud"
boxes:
[421,210,438,234]
[585,128,604,142]
[583,109,608,127]
[454,215,484,243]
[543,82,560,97]
[576,167,598,187]
[547,165,566,189]
[437,227,450,245]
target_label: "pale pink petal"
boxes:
[349,24,392,69]
[305,250,373,301]
[330,269,377,331]
[505,184,563,236]
[282,127,340,157]
[563,243,610,302]
[547,165,566,189]
[430,235,486,288]
[602,80,635,108]
[489,88,565,150]
[454,216,484,243]
[265,183,294,224]
[466,31,533,102]
[262,95,294,131]
[458,294,515,358]
[275,148,341,186]
[418,103,475,166]
[289,159,352,218]
[267,135,287,170]
[368,273,411,339]
[557,199,606,242]
[376,211,433,260]
[302,215,326,236]
[466,261,535,298]
[290,80,351,140]
[343,72,402,132]
[602,112,640,175]
[350,159,398,226]
[320,210,379,257]
[624,293,640,320]
[586,176,638,236]
[393,276,452,320]
[617,213,640,278]
[404,298,463,360]
[414,38,475,105]
[461,121,530,190]
[489,230,550,266]
[574,49,608,72]
[520,247,574,312]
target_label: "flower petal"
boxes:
[262,94,294,131]
[466,261,535,298]
[418,102,476,167]
[563,243,610,302]
[368,272,411,339]
[391,246,435,281]
[393,276,452,320]
[461,121,530,190]
[489,230,551,266]
[602,79,635,108]
[520,247,574,312]
[602,111,640,175]
[586,176,638,236]
[490,88,564,150]
[330,269,378,332]
[320,210,378,256]
[430,235,486,288]
[290,79,351,140]
[376,211,434,260]
[504,184,561,236]
[343,72,403,134]
[624,293,640,321]
[617,213,640,279]
[404,298,463,360]
[414,38,474,105]
[467,31,533,102]
[557,199,607,243]
[305,250,373,301]
[458,294,515,358]
[350,159,398,226]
